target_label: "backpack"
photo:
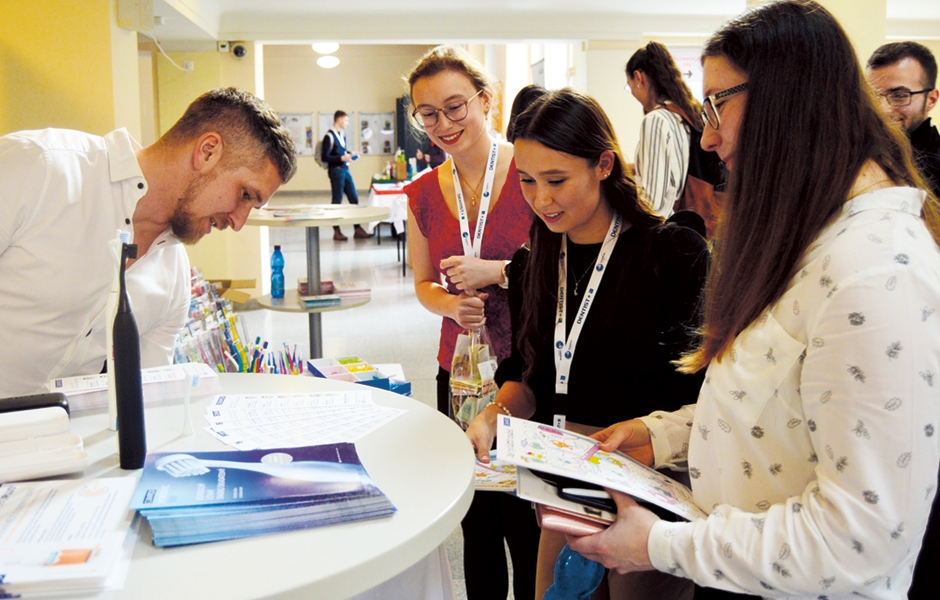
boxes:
[660,104,726,239]
[314,132,333,170]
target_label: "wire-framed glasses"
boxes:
[412,89,484,128]
[701,82,749,130]
[876,88,934,108]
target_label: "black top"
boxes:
[911,117,940,199]
[322,130,349,170]
[496,222,709,428]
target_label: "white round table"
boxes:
[68,374,475,599]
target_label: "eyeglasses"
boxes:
[876,88,934,108]
[701,82,749,130]
[412,89,484,128]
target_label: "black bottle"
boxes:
[114,243,146,469]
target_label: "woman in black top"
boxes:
[466,87,708,599]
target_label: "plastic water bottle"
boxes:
[271,245,285,299]
[543,544,605,600]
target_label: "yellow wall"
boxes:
[263,44,435,192]
[0,0,138,136]
[150,47,270,297]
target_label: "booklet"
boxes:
[473,450,518,491]
[130,442,395,547]
[496,416,707,522]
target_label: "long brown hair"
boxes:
[511,88,663,380]
[681,0,939,372]
[626,41,703,131]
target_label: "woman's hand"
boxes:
[465,405,499,462]
[566,490,658,573]
[440,256,503,292]
[451,291,488,329]
[591,419,654,467]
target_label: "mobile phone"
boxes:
[0,392,70,415]
[534,471,617,513]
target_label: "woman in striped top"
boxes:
[626,41,702,217]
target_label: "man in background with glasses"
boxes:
[869,40,940,600]
[867,42,939,197]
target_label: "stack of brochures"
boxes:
[334,281,371,300]
[130,442,396,547]
[298,293,343,309]
[0,478,137,596]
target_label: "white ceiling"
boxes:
[150,0,940,48]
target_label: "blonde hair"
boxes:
[405,45,501,128]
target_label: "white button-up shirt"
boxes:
[641,186,940,599]
[0,128,189,397]
[635,106,690,217]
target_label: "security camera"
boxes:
[232,43,247,59]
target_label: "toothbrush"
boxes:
[154,453,367,484]
[106,231,131,431]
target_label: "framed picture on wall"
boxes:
[358,111,395,155]
[318,112,355,154]
[279,113,314,156]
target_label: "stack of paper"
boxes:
[298,293,343,308]
[130,443,395,547]
[298,278,334,296]
[0,478,137,596]
[202,391,405,450]
[334,281,371,300]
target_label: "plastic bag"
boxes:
[450,326,499,430]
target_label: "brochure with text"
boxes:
[496,416,707,522]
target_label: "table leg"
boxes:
[306,226,323,358]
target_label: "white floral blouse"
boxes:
[641,186,940,599]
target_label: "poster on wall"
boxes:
[317,112,355,156]
[358,112,395,156]
[667,47,705,102]
[279,113,314,156]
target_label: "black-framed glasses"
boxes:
[701,82,749,130]
[877,88,934,108]
[412,89,484,128]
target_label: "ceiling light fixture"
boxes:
[317,55,340,69]
[312,43,339,55]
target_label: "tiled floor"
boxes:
[237,222,482,598]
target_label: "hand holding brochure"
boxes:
[496,416,707,522]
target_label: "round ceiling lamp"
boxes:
[317,55,340,69]
[312,43,339,55]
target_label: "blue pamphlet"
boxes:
[131,442,395,546]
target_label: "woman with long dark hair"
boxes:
[570,2,940,599]
[625,41,703,217]
[467,87,708,599]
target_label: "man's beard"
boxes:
[169,170,218,244]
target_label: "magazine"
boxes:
[496,416,707,521]
[131,442,395,547]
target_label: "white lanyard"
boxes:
[452,139,499,259]
[553,214,623,428]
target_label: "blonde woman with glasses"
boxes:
[404,45,537,600]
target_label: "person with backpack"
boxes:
[321,110,371,240]
[626,42,724,238]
